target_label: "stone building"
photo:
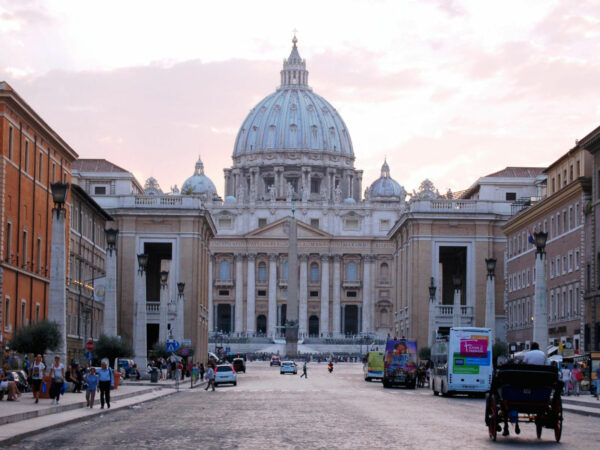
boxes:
[72,159,215,365]
[504,147,592,351]
[0,81,77,345]
[66,184,112,363]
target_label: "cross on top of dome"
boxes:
[280,33,309,89]
[381,158,390,178]
[194,155,205,175]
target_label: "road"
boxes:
[14,362,600,449]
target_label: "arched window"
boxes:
[346,261,357,281]
[219,261,231,280]
[380,263,389,282]
[310,263,319,282]
[283,261,288,281]
[258,262,267,282]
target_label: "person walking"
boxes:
[300,362,308,378]
[97,359,114,409]
[49,356,65,405]
[595,365,600,400]
[204,365,215,391]
[199,363,205,381]
[560,365,571,395]
[29,354,45,404]
[85,367,99,408]
[571,364,583,397]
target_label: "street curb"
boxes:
[0,386,159,426]
[0,389,178,446]
[563,405,600,418]
[562,398,600,410]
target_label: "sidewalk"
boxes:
[562,392,600,418]
[0,379,206,445]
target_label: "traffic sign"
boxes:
[85,340,95,352]
[226,347,231,353]
[166,340,180,353]
[179,347,190,357]
[85,351,94,360]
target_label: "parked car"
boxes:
[270,356,281,366]
[280,361,297,375]
[214,364,237,386]
[232,358,246,373]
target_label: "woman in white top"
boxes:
[49,356,65,405]
[30,354,45,404]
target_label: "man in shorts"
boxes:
[30,354,45,404]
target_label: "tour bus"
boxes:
[431,327,493,396]
[382,339,418,388]
[363,350,385,381]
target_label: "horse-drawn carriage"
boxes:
[486,363,563,442]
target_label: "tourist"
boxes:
[97,359,114,409]
[30,354,45,404]
[85,367,99,408]
[49,356,65,405]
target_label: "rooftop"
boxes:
[73,159,131,173]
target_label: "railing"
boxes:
[435,304,474,317]
[146,302,160,313]
[94,194,205,210]
[410,199,512,215]
[342,280,362,288]
[214,279,234,287]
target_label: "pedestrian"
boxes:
[97,358,114,409]
[204,365,215,391]
[0,364,20,401]
[49,356,65,405]
[23,356,30,374]
[161,361,167,380]
[595,365,600,400]
[29,354,45,404]
[85,367,99,408]
[560,365,571,395]
[300,362,308,378]
[571,364,583,396]
[199,363,205,381]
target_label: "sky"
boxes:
[1,0,599,195]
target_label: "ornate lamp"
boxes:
[485,258,497,278]
[50,182,69,215]
[105,228,119,255]
[533,231,548,254]
[177,282,185,298]
[160,270,169,289]
[428,277,436,300]
[137,253,148,275]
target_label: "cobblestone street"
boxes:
[14,362,600,449]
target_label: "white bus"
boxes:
[431,327,493,396]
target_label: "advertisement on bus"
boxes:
[383,340,418,388]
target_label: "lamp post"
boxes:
[175,282,185,342]
[160,270,169,342]
[452,274,462,328]
[485,258,496,342]
[533,231,549,354]
[103,228,119,337]
[428,277,437,347]
[48,182,69,363]
[134,253,148,368]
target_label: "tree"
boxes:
[94,334,133,368]
[9,320,61,357]
[493,339,509,366]
[151,341,170,359]
[418,346,431,361]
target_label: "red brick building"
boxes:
[504,144,592,351]
[0,81,77,346]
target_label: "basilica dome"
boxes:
[182,157,217,197]
[368,160,406,201]
[233,36,354,159]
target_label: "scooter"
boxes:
[328,363,334,373]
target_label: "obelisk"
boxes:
[285,215,299,357]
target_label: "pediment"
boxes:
[244,217,332,239]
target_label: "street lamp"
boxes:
[485,258,497,279]
[160,270,169,289]
[50,182,69,216]
[452,274,462,290]
[428,277,437,299]
[105,228,118,256]
[534,231,548,254]
[177,282,185,298]
[428,277,437,346]
[137,253,148,275]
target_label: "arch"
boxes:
[379,308,390,327]
[256,315,267,334]
[346,261,357,281]
[380,262,389,282]
[258,262,267,282]
[219,260,231,280]
[309,315,319,337]
[310,262,319,282]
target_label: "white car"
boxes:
[280,361,297,375]
[214,364,237,386]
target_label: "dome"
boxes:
[144,177,163,195]
[233,37,354,158]
[225,195,237,203]
[343,197,356,204]
[368,160,406,201]
[182,157,217,197]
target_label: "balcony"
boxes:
[214,279,234,288]
[342,280,362,288]
[434,304,475,327]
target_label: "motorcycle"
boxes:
[328,363,334,373]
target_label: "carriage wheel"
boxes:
[488,395,498,441]
[553,397,563,443]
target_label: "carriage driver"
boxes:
[523,342,548,365]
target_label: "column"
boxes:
[208,256,214,332]
[103,246,118,337]
[453,286,461,328]
[175,289,184,342]
[235,253,245,334]
[485,266,496,343]
[299,254,308,337]
[332,255,342,336]
[533,249,548,352]
[48,207,67,362]
[428,278,437,347]
[268,253,278,337]
[362,255,372,333]
[159,277,169,342]
[320,254,330,336]
[133,260,148,368]
[246,253,256,334]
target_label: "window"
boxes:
[569,207,573,229]
[558,173,561,188]
[575,203,579,226]
[550,292,554,320]
[569,164,574,182]
[310,178,320,194]
[283,261,288,281]
[38,153,43,181]
[310,219,319,229]
[347,291,357,298]
[258,262,267,282]
[20,300,26,326]
[5,221,12,262]
[218,290,229,296]
[380,263,389,282]
[52,162,56,183]
[219,261,231,280]
[568,288,573,317]
[550,260,555,278]
[563,211,567,233]
[218,218,233,229]
[258,218,267,228]
[575,249,580,269]
[568,251,573,272]
[24,140,29,173]
[346,261,357,281]
[505,192,516,201]
[344,218,359,231]
[36,237,42,272]
[35,303,40,322]
[8,126,13,160]
[576,160,581,178]
[380,219,390,231]
[4,297,10,330]
[310,290,319,297]
[550,217,554,238]
[310,263,319,282]
[562,256,567,274]
[94,186,106,195]
[551,177,556,193]
[575,287,580,316]
[556,257,560,276]
[22,229,28,268]
[257,289,267,297]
